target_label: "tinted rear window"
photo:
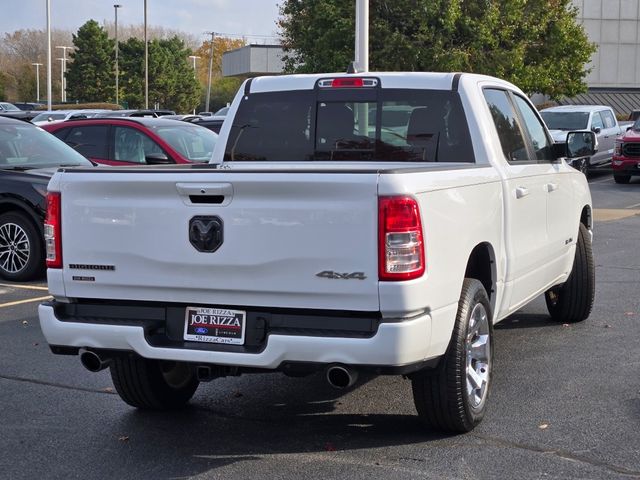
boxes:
[224,88,474,163]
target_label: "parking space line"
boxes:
[0,283,49,291]
[0,295,52,308]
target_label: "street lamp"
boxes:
[204,31,216,113]
[114,4,122,105]
[32,63,43,102]
[55,45,73,102]
[46,0,52,110]
[188,55,200,114]
[144,0,148,109]
[56,58,65,102]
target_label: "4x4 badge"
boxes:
[316,271,366,280]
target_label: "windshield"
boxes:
[0,103,20,112]
[32,113,66,122]
[540,111,589,130]
[0,123,92,168]
[152,125,218,162]
[224,88,475,162]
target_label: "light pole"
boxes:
[114,4,122,105]
[204,31,216,113]
[188,55,200,114]
[55,46,73,102]
[56,58,65,102]
[46,0,52,110]
[144,0,148,109]
[32,63,43,102]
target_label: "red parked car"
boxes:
[42,117,217,166]
[613,120,640,184]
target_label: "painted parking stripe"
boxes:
[0,283,49,291]
[0,295,52,308]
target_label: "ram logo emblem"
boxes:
[189,216,223,252]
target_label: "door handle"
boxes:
[546,182,559,193]
[515,186,529,198]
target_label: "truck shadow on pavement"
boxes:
[103,371,447,477]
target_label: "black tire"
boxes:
[573,158,589,176]
[545,223,595,323]
[411,279,493,433]
[613,174,631,184]
[0,212,44,281]
[110,355,199,410]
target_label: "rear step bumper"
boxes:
[39,303,433,369]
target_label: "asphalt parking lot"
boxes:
[0,172,638,480]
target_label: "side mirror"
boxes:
[145,153,172,165]
[566,131,598,158]
[591,126,601,134]
[627,126,633,131]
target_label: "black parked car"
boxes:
[0,116,93,281]
[184,115,225,134]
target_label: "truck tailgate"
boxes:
[55,170,380,311]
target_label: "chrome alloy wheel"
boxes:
[0,222,31,274]
[466,303,491,410]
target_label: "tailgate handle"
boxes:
[176,183,233,205]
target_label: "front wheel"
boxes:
[110,355,199,409]
[411,278,493,433]
[545,223,595,323]
[572,158,589,176]
[613,174,631,184]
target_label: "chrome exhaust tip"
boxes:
[79,349,111,372]
[326,365,358,389]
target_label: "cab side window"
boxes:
[512,95,553,161]
[483,89,529,163]
[591,112,604,131]
[601,110,616,129]
[64,125,109,159]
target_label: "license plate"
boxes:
[184,307,246,345]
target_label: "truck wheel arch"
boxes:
[464,242,496,313]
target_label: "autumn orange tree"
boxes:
[193,36,245,112]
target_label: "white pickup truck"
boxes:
[39,72,596,433]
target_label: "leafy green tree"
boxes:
[66,20,115,102]
[15,64,36,101]
[119,36,200,112]
[0,72,6,101]
[278,0,596,99]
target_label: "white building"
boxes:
[574,0,640,88]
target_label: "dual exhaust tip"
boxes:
[326,364,358,389]
[79,350,358,390]
[79,349,111,372]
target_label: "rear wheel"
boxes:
[545,223,594,323]
[110,355,199,409]
[411,279,493,433]
[613,174,631,184]
[0,212,44,281]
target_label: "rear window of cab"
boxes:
[224,88,475,163]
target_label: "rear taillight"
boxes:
[378,196,425,281]
[45,192,62,269]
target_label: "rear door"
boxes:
[483,88,561,311]
[596,109,618,166]
[59,169,381,312]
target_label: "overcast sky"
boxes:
[0,0,283,41]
